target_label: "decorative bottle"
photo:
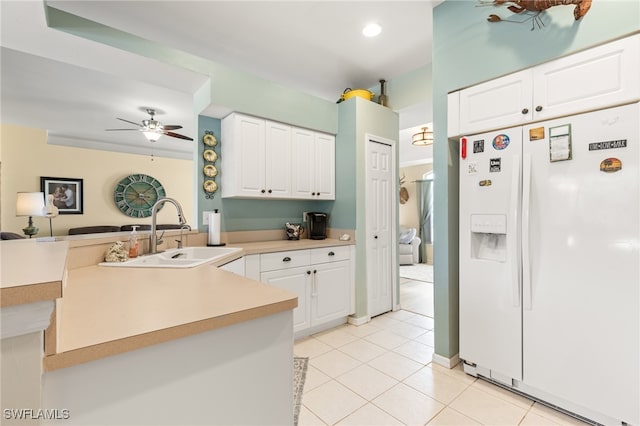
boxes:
[378,79,388,107]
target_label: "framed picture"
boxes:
[40,177,83,214]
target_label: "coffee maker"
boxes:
[307,212,328,240]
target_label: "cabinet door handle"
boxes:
[283,256,291,262]
[535,105,543,112]
[306,270,311,275]
[374,235,378,239]
[328,251,335,256]
[521,108,529,115]
[268,189,272,194]
[311,192,316,196]
[261,189,266,194]
[313,269,317,274]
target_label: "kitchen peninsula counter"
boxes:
[44,252,296,371]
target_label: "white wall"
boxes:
[1,124,194,236]
[399,163,432,231]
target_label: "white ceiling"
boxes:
[1,1,440,164]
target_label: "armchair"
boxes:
[399,227,421,265]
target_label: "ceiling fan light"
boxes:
[143,131,161,142]
[412,127,434,146]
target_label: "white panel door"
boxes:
[291,127,315,198]
[367,140,394,317]
[314,133,335,200]
[522,104,639,424]
[533,34,640,121]
[459,69,533,135]
[458,127,523,381]
[237,115,266,196]
[311,260,350,325]
[265,121,291,197]
[261,266,310,333]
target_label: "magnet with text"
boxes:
[529,127,544,141]
[492,134,510,150]
[467,162,478,174]
[600,158,622,173]
[473,140,484,153]
[489,158,501,173]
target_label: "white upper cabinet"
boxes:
[450,34,639,137]
[223,113,337,199]
[291,128,335,200]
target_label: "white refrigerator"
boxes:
[459,102,639,425]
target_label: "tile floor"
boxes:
[295,310,588,426]
[399,277,434,318]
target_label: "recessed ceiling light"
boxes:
[362,23,382,37]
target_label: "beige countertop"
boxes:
[0,239,69,307]
[231,237,354,255]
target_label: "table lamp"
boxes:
[16,192,45,238]
[44,194,59,237]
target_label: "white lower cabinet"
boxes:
[251,246,353,335]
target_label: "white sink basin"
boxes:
[100,246,241,269]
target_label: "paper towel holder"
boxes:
[207,209,226,247]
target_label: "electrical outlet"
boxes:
[303,211,308,222]
[203,211,214,225]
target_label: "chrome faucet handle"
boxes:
[156,230,165,246]
[176,224,190,249]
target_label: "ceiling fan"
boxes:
[106,108,193,142]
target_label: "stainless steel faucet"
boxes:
[150,197,187,254]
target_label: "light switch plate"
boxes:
[303,211,308,222]
[203,211,214,225]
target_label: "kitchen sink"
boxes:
[99,246,242,269]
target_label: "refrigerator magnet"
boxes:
[489,158,501,172]
[467,162,478,174]
[479,180,492,187]
[529,127,544,141]
[492,134,510,150]
[600,158,622,173]
[549,124,572,162]
[473,139,484,153]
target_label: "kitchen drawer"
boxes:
[260,249,310,272]
[310,246,350,264]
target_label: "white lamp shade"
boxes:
[143,131,161,142]
[16,192,45,216]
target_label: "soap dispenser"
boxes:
[128,226,139,258]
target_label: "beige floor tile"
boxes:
[295,337,334,358]
[385,321,428,339]
[299,406,328,426]
[403,365,470,405]
[426,407,481,425]
[404,314,435,330]
[310,349,361,378]
[336,403,404,426]
[471,379,534,410]
[413,330,435,347]
[369,315,403,330]
[529,403,591,425]
[373,383,445,425]
[363,330,409,350]
[520,411,561,425]
[385,309,419,322]
[392,339,434,364]
[303,380,367,426]
[336,364,399,401]
[303,365,332,394]
[343,323,381,338]
[313,328,361,348]
[430,362,477,386]
[338,339,387,363]
[449,386,527,425]
[368,351,423,381]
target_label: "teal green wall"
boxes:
[197,116,334,233]
[432,0,640,360]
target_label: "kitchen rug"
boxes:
[293,357,309,426]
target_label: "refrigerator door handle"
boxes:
[510,155,521,308]
[522,154,532,310]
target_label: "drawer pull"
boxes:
[283,256,292,262]
[535,105,543,112]
[521,108,529,115]
[328,251,335,256]
[307,270,311,275]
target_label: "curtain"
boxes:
[416,179,433,263]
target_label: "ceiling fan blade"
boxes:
[164,131,193,141]
[163,124,183,130]
[116,118,143,127]
[106,128,138,131]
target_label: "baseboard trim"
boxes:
[392,304,401,312]
[347,315,370,326]
[432,352,460,369]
